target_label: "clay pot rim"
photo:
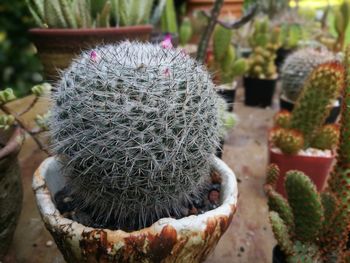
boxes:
[29,25,153,36]
[0,127,24,160]
[33,156,238,237]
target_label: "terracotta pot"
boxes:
[269,145,334,197]
[187,0,244,17]
[0,127,24,259]
[33,156,238,263]
[29,25,153,80]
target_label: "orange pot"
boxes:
[269,145,335,197]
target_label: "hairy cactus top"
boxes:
[281,47,336,102]
[50,41,222,230]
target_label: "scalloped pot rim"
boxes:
[33,157,238,235]
[32,156,238,262]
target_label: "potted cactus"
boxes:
[211,24,247,111]
[269,62,344,196]
[265,164,350,262]
[280,47,341,123]
[0,84,51,259]
[32,42,238,262]
[266,51,350,257]
[26,0,165,80]
[0,124,23,260]
[243,17,281,108]
[266,55,350,260]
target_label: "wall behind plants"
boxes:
[0,1,43,97]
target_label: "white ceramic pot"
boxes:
[33,156,238,263]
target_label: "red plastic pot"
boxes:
[269,145,335,197]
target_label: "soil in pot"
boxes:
[30,25,153,80]
[279,95,341,124]
[54,170,223,231]
[244,77,277,108]
[0,128,23,259]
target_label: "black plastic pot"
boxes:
[272,246,287,263]
[243,77,277,108]
[275,48,294,71]
[216,87,236,112]
[279,95,341,124]
[216,139,225,159]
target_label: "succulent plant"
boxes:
[246,17,280,79]
[272,62,344,155]
[279,23,304,49]
[0,84,51,154]
[281,47,337,102]
[179,17,193,46]
[26,0,166,28]
[267,47,350,261]
[333,1,350,52]
[50,41,222,230]
[160,0,178,34]
[212,24,247,84]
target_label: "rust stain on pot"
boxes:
[80,230,111,263]
[148,225,177,262]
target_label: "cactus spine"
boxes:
[267,45,350,262]
[281,47,336,102]
[50,41,222,230]
[272,62,344,154]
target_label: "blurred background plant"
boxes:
[0,0,43,97]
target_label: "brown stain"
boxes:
[148,225,178,263]
[79,230,111,263]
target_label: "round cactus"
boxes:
[281,47,336,102]
[50,41,222,230]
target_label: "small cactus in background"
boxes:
[179,17,193,46]
[161,0,178,34]
[272,62,344,154]
[279,23,304,50]
[311,125,340,151]
[267,46,350,262]
[246,17,280,79]
[271,128,304,155]
[281,47,336,102]
[50,41,223,230]
[274,110,291,129]
[212,24,247,84]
